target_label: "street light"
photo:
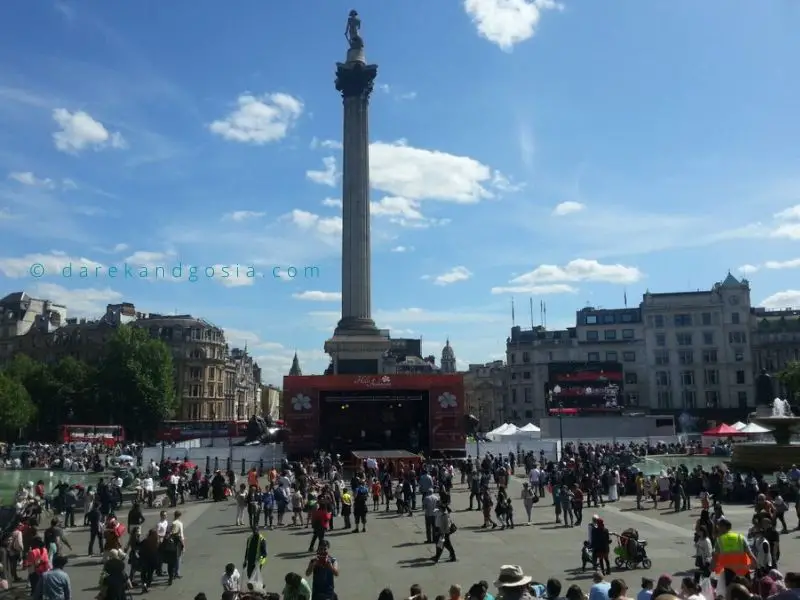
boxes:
[551,385,563,460]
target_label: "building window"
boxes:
[678,350,694,365]
[623,351,636,362]
[601,314,613,324]
[654,350,670,365]
[738,391,748,408]
[524,410,533,419]
[653,315,665,328]
[621,313,633,323]
[511,388,517,404]
[586,330,599,341]
[627,393,639,406]
[656,371,670,386]
[731,312,740,325]
[656,333,666,347]
[701,312,712,326]
[548,351,553,361]
[604,330,617,341]
[676,333,693,346]
[510,353,516,364]
[674,314,692,327]
[703,332,714,345]
[511,372,517,380]
[622,329,634,340]
[680,370,695,386]
[705,390,720,408]
[736,370,746,385]
[523,371,531,380]
[729,331,747,344]
[704,369,719,386]
[606,351,618,361]
[585,315,597,325]
[703,349,718,364]
[735,350,745,362]
[657,391,673,409]
[682,390,697,409]
[522,351,530,363]
[625,372,638,384]
[524,387,532,403]
[588,352,600,361]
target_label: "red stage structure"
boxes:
[282,373,466,459]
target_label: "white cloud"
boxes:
[760,290,800,310]
[391,245,413,253]
[463,0,563,51]
[552,201,586,216]
[428,266,473,286]
[8,171,54,189]
[372,196,424,220]
[52,108,127,153]
[774,205,800,221]
[491,283,578,295]
[223,210,266,222]
[30,282,123,317]
[322,198,342,208]
[288,209,343,237]
[310,307,503,325]
[764,258,800,270]
[209,93,303,144]
[212,264,256,287]
[508,259,643,286]
[370,140,511,203]
[770,223,800,240]
[737,264,759,275]
[310,138,342,150]
[306,156,339,186]
[0,251,103,278]
[292,291,342,302]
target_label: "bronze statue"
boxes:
[755,368,774,406]
[345,9,363,49]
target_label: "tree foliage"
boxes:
[1,324,177,441]
[779,360,800,402]
[0,371,36,434]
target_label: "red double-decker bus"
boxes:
[61,424,125,447]
[156,420,250,442]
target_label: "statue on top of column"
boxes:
[345,10,364,50]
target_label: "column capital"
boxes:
[335,61,378,99]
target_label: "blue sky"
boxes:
[1,1,799,385]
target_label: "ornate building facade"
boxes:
[751,307,800,399]
[0,296,261,421]
[462,360,507,430]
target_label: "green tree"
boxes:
[779,360,800,402]
[96,325,177,439]
[0,371,36,435]
[50,356,99,426]
[3,354,57,438]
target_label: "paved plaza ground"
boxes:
[54,475,800,599]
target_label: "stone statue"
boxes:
[345,9,363,49]
[245,415,268,442]
[755,368,774,406]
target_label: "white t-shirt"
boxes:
[144,478,154,492]
[157,519,169,538]
[171,520,185,543]
[221,569,240,592]
[529,468,541,485]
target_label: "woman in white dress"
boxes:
[607,469,620,502]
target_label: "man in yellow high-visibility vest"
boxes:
[712,517,757,594]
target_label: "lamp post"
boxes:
[550,385,563,460]
[476,404,484,460]
[210,407,216,449]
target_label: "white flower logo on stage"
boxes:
[291,394,312,411]
[438,392,457,409]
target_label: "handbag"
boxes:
[448,521,458,535]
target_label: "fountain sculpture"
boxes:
[731,369,800,470]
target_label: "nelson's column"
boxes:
[324,10,391,374]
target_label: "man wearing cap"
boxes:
[494,565,534,600]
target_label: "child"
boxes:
[700,488,710,512]
[503,496,515,529]
[371,478,381,512]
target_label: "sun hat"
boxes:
[494,565,532,588]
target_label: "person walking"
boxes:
[243,526,267,581]
[432,499,457,563]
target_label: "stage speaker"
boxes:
[464,413,479,434]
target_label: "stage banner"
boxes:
[283,387,320,455]
[429,382,466,451]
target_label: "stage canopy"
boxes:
[739,422,771,434]
[702,423,745,436]
[487,423,514,436]
[519,423,541,432]
[731,421,747,431]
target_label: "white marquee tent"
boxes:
[731,421,747,431]
[739,422,771,435]
[519,423,541,433]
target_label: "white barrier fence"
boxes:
[141,443,286,473]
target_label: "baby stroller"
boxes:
[613,528,651,570]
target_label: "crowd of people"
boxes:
[1,443,799,600]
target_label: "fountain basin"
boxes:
[730,401,800,471]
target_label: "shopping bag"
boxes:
[243,567,264,591]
